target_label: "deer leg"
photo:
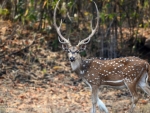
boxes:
[138,72,150,95]
[91,85,98,113]
[91,85,108,113]
[97,97,109,113]
[140,84,150,95]
[83,79,92,90]
[84,79,108,113]
[124,81,139,113]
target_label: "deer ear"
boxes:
[79,44,86,52]
[62,44,69,51]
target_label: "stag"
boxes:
[53,0,150,113]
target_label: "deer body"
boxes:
[53,0,150,113]
[71,55,150,113]
[72,56,149,87]
[68,51,150,113]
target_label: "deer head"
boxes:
[53,0,99,63]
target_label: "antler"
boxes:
[53,0,71,46]
[77,1,99,47]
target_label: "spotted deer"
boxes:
[53,0,150,113]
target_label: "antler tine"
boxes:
[53,0,71,46]
[77,1,99,46]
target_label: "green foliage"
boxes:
[52,39,59,51]
[0,8,9,16]
[14,0,37,24]
[80,51,86,57]
[1,0,149,30]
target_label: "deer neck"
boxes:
[70,58,82,71]
[70,58,91,77]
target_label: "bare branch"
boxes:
[104,18,115,38]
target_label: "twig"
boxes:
[104,18,115,38]
[1,0,8,8]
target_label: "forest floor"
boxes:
[0,20,150,113]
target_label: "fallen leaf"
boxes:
[19,95,26,99]
[139,99,148,104]
[53,66,63,70]
[0,98,4,103]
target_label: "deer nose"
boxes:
[70,57,75,62]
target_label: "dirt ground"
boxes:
[0,20,150,113]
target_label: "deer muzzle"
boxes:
[70,57,75,62]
